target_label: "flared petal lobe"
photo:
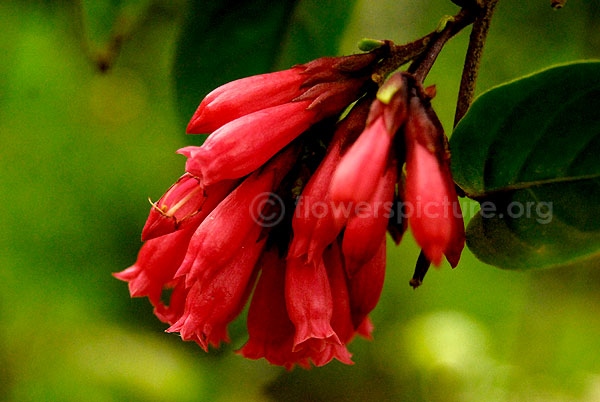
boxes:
[113,227,195,306]
[239,249,311,370]
[285,257,340,352]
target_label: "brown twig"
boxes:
[454,0,500,126]
[408,9,477,83]
[371,34,435,85]
[409,250,431,289]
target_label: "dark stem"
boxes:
[408,9,477,83]
[409,250,431,289]
[454,0,500,126]
[372,34,435,85]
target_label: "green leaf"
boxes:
[173,0,357,131]
[450,61,600,270]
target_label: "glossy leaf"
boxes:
[450,62,600,269]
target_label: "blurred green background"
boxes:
[1,0,599,400]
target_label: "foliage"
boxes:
[451,62,600,269]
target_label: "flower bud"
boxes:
[187,68,306,134]
[404,96,465,266]
[342,159,397,277]
[330,74,408,205]
[183,101,314,185]
[288,100,370,263]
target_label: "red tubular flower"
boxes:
[167,234,266,350]
[183,101,315,185]
[288,135,344,262]
[404,96,465,266]
[329,115,391,204]
[316,241,355,366]
[183,53,378,185]
[330,74,407,205]
[117,48,468,369]
[289,100,370,262]
[141,174,237,241]
[177,148,296,286]
[187,68,307,134]
[285,257,341,353]
[186,53,378,134]
[348,240,386,332]
[174,170,273,285]
[238,249,311,370]
[113,227,195,306]
[342,159,397,277]
[441,166,466,268]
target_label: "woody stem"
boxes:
[408,8,476,83]
[454,0,500,127]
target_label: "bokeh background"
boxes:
[2,0,599,400]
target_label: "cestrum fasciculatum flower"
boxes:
[115,43,465,369]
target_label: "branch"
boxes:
[408,9,477,83]
[454,0,500,126]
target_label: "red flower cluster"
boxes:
[115,51,465,369]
